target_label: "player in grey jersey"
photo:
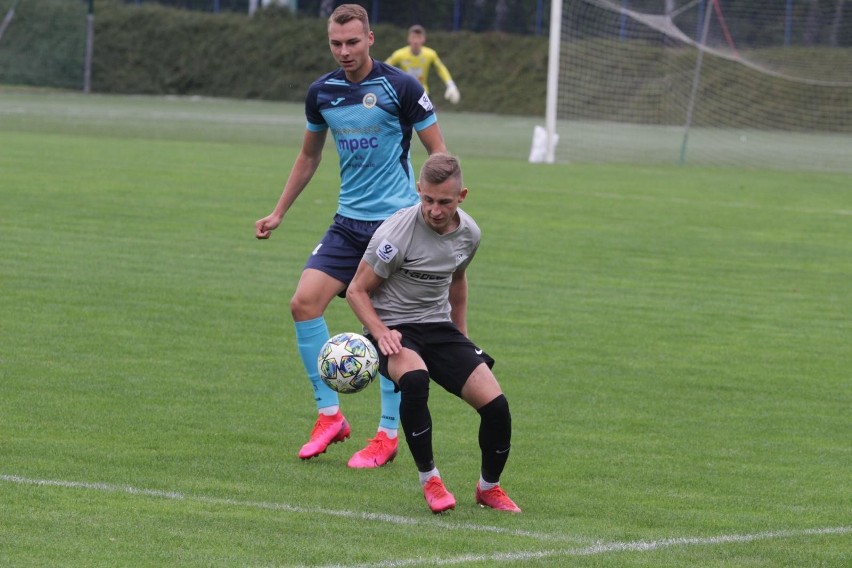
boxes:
[346,153,521,514]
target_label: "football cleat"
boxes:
[298,412,351,460]
[348,431,398,468]
[423,477,456,514]
[475,483,521,513]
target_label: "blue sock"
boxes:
[294,317,339,411]
[378,374,400,430]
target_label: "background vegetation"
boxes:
[116,0,852,46]
[0,0,549,114]
[2,0,850,121]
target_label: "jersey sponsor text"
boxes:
[338,136,379,153]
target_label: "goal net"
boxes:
[542,0,852,173]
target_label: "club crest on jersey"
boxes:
[418,92,434,112]
[363,93,377,108]
[376,239,398,263]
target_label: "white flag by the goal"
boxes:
[529,126,559,163]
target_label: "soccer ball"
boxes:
[317,332,379,394]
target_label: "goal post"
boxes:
[543,0,562,164]
[538,0,852,173]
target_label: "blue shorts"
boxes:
[305,214,384,296]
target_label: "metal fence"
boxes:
[122,0,551,35]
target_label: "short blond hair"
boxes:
[329,4,370,34]
[419,153,462,187]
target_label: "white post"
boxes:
[0,0,18,44]
[544,0,562,163]
[678,0,714,165]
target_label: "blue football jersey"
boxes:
[305,60,438,221]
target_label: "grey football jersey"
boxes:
[363,204,481,326]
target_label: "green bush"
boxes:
[1,0,848,125]
[87,1,548,114]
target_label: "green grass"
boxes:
[1,90,850,567]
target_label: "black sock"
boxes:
[398,369,434,472]
[477,394,511,483]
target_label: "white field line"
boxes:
[4,474,849,568]
[0,473,580,543]
[307,526,852,568]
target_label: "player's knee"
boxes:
[398,369,430,405]
[289,294,319,320]
[477,394,511,447]
[477,394,510,422]
[288,295,304,318]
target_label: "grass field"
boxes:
[1,90,850,567]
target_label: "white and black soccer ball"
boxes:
[317,332,379,394]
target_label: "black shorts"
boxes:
[304,214,384,297]
[370,322,495,397]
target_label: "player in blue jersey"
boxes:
[255,4,447,467]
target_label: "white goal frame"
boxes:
[539,0,852,173]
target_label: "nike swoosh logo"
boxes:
[330,97,346,106]
[412,427,431,437]
[404,256,424,263]
[474,348,483,355]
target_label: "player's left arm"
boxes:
[415,123,447,155]
[433,53,460,104]
[433,54,454,86]
[448,268,469,336]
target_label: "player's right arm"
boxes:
[385,47,405,67]
[255,128,327,239]
[346,260,402,356]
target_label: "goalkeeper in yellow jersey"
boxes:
[386,25,460,104]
